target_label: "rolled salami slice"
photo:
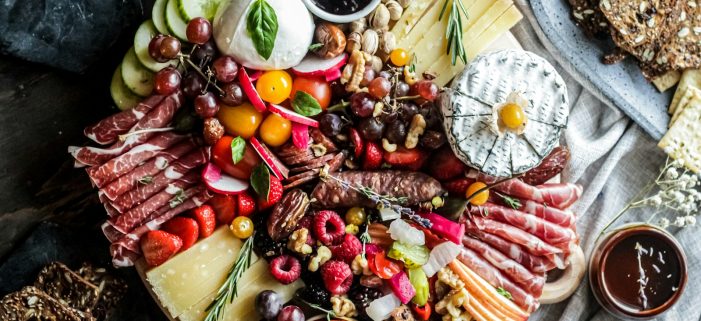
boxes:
[87,133,190,188]
[110,148,209,213]
[70,92,183,166]
[462,236,546,297]
[84,95,165,145]
[99,140,197,201]
[467,170,583,209]
[469,203,576,246]
[475,232,556,273]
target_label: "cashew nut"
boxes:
[405,114,426,149]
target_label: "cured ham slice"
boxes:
[87,133,190,188]
[505,197,575,229]
[69,92,183,166]
[105,171,200,235]
[464,217,565,269]
[468,203,576,246]
[475,232,556,274]
[457,246,538,312]
[466,170,582,209]
[110,187,211,267]
[462,236,545,297]
[110,148,209,213]
[99,140,197,201]
[110,246,141,268]
[84,95,165,145]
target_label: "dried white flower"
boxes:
[658,218,670,229]
[648,194,663,206]
[666,167,679,180]
[685,216,696,226]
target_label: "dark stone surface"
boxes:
[0,0,146,73]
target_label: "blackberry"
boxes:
[254,230,285,260]
[296,282,331,308]
[348,286,382,320]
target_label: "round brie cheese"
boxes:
[213,0,315,70]
[439,50,569,178]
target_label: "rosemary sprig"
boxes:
[301,300,355,321]
[497,287,513,300]
[439,0,469,65]
[496,192,521,209]
[137,175,154,185]
[169,189,187,208]
[204,233,256,321]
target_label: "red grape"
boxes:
[148,35,167,62]
[220,82,246,106]
[194,92,220,118]
[186,17,212,45]
[192,40,217,64]
[154,67,181,95]
[368,77,391,99]
[414,80,439,101]
[350,92,375,118]
[394,81,410,97]
[276,306,304,321]
[160,36,181,59]
[182,72,206,98]
[358,117,385,141]
[360,67,375,87]
[212,56,239,83]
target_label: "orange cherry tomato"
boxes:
[290,76,332,109]
[370,251,401,279]
[217,102,263,139]
[260,113,292,147]
[256,70,293,104]
[466,181,489,206]
[212,136,261,180]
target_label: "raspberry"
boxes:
[314,211,346,246]
[269,255,302,285]
[330,234,362,263]
[320,260,353,295]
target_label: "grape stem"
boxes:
[118,127,174,142]
[180,54,225,95]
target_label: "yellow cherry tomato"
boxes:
[390,49,411,67]
[345,207,367,226]
[230,216,254,239]
[466,182,489,206]
[260,113,292,147]
[499,103,527,129]
[256,70,293,104]
[216,103,263,139]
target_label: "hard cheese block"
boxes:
[391,0,438,43]
[145,227,255,318]
[659,96,701,173]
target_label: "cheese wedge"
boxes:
[671,87,701,125]
[433,5,523,86]
[659,95,701,173]
[669,69,701,113]
[391,0,438,43]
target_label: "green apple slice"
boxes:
[111,66,141,110]
[134,20,177,72]
[121,47,154,97]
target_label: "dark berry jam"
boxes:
[312,0,373,15]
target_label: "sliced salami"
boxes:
[521,147,570,186]
[84,95,165,145]
[309,128,338,153]
[289,153,336,173]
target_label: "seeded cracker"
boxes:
[642,1,701,77]
[0,286,93,321]
[34,262,101,314]
[568,0,610,38]
[77,262,128,321]
[600,0,683,49]
[659,95,701,172]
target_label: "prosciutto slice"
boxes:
[508,197,575,229]
[99,140,197,201]
[69,92,183,166]
[464,217,565,269]
[466,170,582,209]
[105,171,200,235]
[110,147,209,213]
[462,236,545,297]
[475,232,556,273]
[87,133,190,188]
[111,187,211,267]
[84,95,165,145]
[457,246,538,312]
[469,203,576,246]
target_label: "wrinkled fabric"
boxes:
[514,2,701,320]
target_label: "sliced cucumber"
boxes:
[111,66,141,111]
[177,0,223,22]
[121,47,154,97]
[135,20,177,72]
[152,0,171,35]
[165,0,190,41]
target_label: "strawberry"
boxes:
[208,194,236,225]
[237,191,256,217]
[191,205,217,238]
[258,175,283,211]
[141,230,183,267]
[443,178,475,195]
[363,141,383,170]
[162,217,199,251]
[384,147,428,170]
[428,147,466,181]
[349,128,365,158]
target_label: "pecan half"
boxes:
[267,189,310,241]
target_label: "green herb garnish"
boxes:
[292,91,322,117]
[439,0,469,65]
[250,164,271,201]
[308,43,323,51]
[247,0,278,60]
[230,136,246,164]
[169,189,187,208]
[497,287,513,300]
[497,192,522,209]
[137,175,153,185]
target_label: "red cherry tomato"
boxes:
[412,303,432,321]
[290,76,332,110]
[369,251,401,279]
[212,136,261,180]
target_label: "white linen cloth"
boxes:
[512,1,701,320]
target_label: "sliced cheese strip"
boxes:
[671,87,701,126]
[669,69,701,113]
[523,121,562,157]
[433,5,523,87]
[482,132,515,177]
[659,96,701,173]
[392,0,439,44]
[512,136,541,174]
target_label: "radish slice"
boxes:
[238,67,267,112]
[291,123,310,149]
[421,212,465,244]
[268,104,319,127]
[202,163,249,195]
[249,137,289,180]
[248,69,263,81]
[291,54,348,81]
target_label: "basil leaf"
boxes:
[246,0,278,60]
[292,91,322,116]
[231,136,246,164]
[250,164,271,201]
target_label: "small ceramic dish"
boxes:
[301,0,381,23]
